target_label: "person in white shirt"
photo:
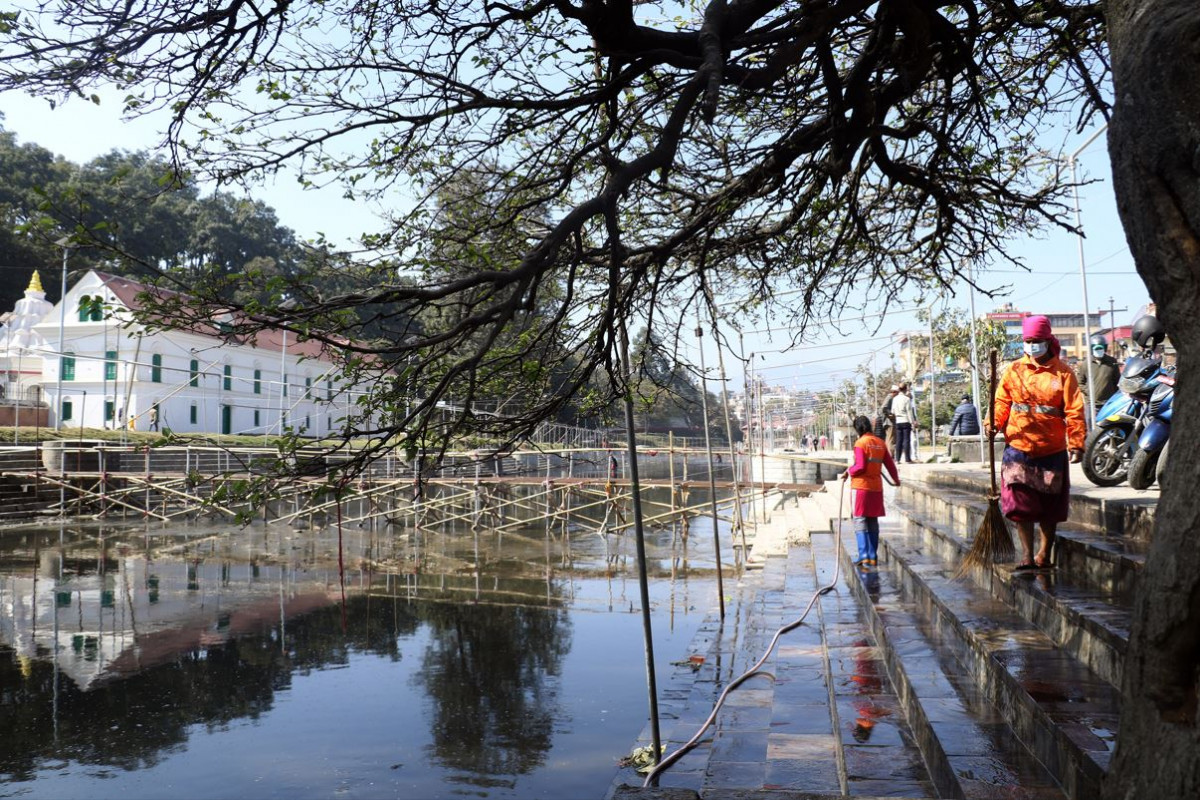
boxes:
[889,383,918,463]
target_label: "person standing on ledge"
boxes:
[988,315,1086,570]
[842,415,900,569]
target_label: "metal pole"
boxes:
[279,327,288,435]
[712,320,747,558]
[619,324,662,768]
[928,304,936,451]
[695,321,725,621]
[54,243,68,431]
[1067,123,1107,426]
[968,263,985,462]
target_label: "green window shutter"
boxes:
[326,380,333,401]
[104,401,114,421]
[253,369,262,394]
[61,356,75,381]
[151,354,162,383]
[223,365,232,391]
[282,374,288,398]
[190,405,197,424]
[305,377,312,399]
[254,409,260,427]
[190,359,199,387]
[61,400,73,421]
[105,351,117,381]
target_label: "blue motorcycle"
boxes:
[1081,350,1163,487]
[1127,367,1174,490]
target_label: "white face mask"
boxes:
[1024,341,1049,358]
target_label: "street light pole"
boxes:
[1068,123,1108,426]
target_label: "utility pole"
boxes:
[1107,297,1128,334]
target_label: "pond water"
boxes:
[0,485,738,799]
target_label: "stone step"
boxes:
[861,524,1118,798]
[894,494,1132,688]
[837,522,1067,798]
[897,481,1146,601]
[918,467,1156,541]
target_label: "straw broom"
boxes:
[957,350,1014,577]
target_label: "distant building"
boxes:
[3,269,372,436]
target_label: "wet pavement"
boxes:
[609,522,938,798]
[609,457,1155,800]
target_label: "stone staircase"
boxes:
[609,466,1149,799]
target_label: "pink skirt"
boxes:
[853,488,885,518]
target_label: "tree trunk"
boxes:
[1104,2,1200,798]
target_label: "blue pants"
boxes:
[894,423,913,462]
[854,516,881,563]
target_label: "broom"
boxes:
[956,350,1014,577]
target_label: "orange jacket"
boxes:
[849,433,893,492]
[993,355,1086,457]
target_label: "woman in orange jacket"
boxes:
[989,315,1086,570]
[842,415,901,568]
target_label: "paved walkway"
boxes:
[608,456,1159,800]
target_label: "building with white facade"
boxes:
[10,269,368,436]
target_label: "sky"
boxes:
[0,90,1152,400]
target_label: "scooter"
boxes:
[1081,350,1164,487]
[1127,368,1174,490]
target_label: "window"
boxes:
[254,409,260,428]
[61,400,72,421]
[190,359,199,387]
[60,355,75,381]
[77,296,102,322]
[326,379,333,401]
[105,351,117,381]
[151,354,162,383]
[223,365,232,391]
[282,373,288,397]
[190,404,198,424]
[104,400,115,421]
[304,377,312,399]
[253,369,262,394]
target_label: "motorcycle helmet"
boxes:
[1131,314,1165,349]
[1088,333,1108,351]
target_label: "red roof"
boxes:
[94,271,338,362]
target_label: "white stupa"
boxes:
[1,271,55,400]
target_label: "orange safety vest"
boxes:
[851,433,887,492]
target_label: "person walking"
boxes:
[989,315,1086,570]
[842,415,900,568]
[889,383,918,463]
[1076,333,1121,416]
[949,393,981,437]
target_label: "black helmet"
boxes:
[1131,315,1165,349]
[1088,333,1108,350]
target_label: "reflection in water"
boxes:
[0,484,729,797]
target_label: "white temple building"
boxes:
[2,269,370,436]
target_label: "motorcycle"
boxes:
[1081,350,1165,487]
[1127,367,1174,490]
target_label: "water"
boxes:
[0,487,734,798]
